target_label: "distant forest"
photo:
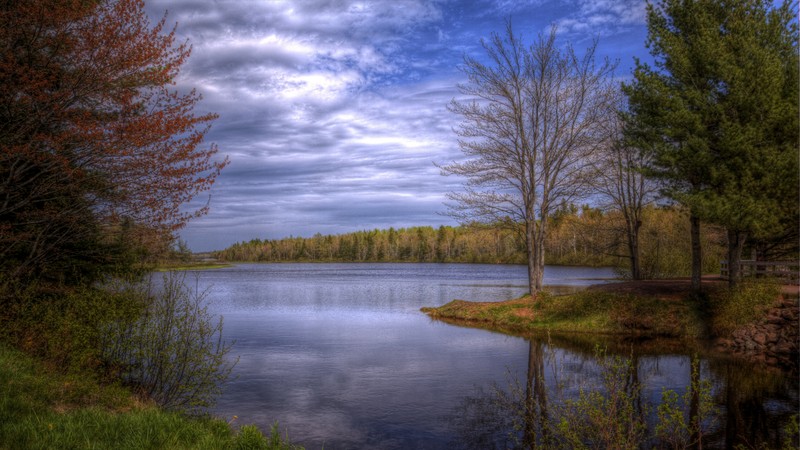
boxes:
[214,205,727,279]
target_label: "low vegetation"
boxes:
[453,344,799,449]
[422,279,783,342]
[707,280,784,336]
[0,343,300,450]
[423,291,702,339]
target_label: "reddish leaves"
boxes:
[1,0,228,282]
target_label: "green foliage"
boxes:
[215,225,527,265]
[425,289,704,338]
[0,344,300,450]
[555,351,648,449]
[101,273,237,414]
[217,206,727,278]
[654,357,716,449]
[454,347,718,449]
[708,279,782,336]
[782,414,800,450]
[0,281,143,373]
[1,272,236,415]
[625,0,799,259]
[636,207,726,279]
[232,424,304,450]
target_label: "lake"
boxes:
[184,263,797,449]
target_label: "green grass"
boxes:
[0,344,301,450]
[422,290,706,338]
[708,279,783,336]
[423,279,788,340]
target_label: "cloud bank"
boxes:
[142,0,648,251]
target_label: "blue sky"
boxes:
[143,0,650,251]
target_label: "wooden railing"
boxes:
[721,260,800,280]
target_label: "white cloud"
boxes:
[554,0,647,37]
[138,0,648,251]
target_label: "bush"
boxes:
[451,347,717,449]
[555,351,648,449]
[101,272,237,413]
[709,280,781,336]
[0,343,300,449]
[0,281,142,373]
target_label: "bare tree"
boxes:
[439,23,616,297]
[591,90,658,280]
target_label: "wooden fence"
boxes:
[720,260,799,280]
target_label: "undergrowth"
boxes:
[0,343,301,450]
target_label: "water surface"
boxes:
[185,263,796,449]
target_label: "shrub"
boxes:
[101,272,237,413]
[555,351,648,449]
[0,281,142,373]
[709,280,781,336]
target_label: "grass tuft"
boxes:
[708,280,782,336]
[0,344,301,450]
[423,289,702,338]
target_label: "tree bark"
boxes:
[690,213,702,294]
[526,219,545,297]
[628,219,643,280]
[526,220,538,297]
[726,229,747,289]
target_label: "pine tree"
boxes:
[624,0,798,289]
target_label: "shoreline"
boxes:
[421,278,799,368]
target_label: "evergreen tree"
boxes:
[624,0,798,289]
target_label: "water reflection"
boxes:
[450,334,799,449]
[181,264,796,449]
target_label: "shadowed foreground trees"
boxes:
[591,91,658,280]
[0,0,238,419]
[624,0,799,290]
[0,0,227,287]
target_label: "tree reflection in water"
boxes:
[449,335,798,449]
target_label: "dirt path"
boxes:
[589,276,799,302]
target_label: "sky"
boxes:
[142,0,650,252]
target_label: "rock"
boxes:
[766,314,785,325]
[781,299,799,308]
[774,342,796,354]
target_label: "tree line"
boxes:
[215,205,730,279]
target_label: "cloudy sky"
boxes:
[142,0,650,252]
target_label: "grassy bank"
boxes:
[421,279,784,340]
[0,343,300,450]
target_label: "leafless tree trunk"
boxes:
[726,229,747,289]
[690,213,702,293]
[439,22,616,297]
[591,91,658,280]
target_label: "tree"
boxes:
[439,23,616,296]
[623,0,798,289]
[592,90,658,280]
[0,0,227,285]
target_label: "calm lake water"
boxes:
[184,263,797,449]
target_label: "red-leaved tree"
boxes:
[0,0,227,285]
